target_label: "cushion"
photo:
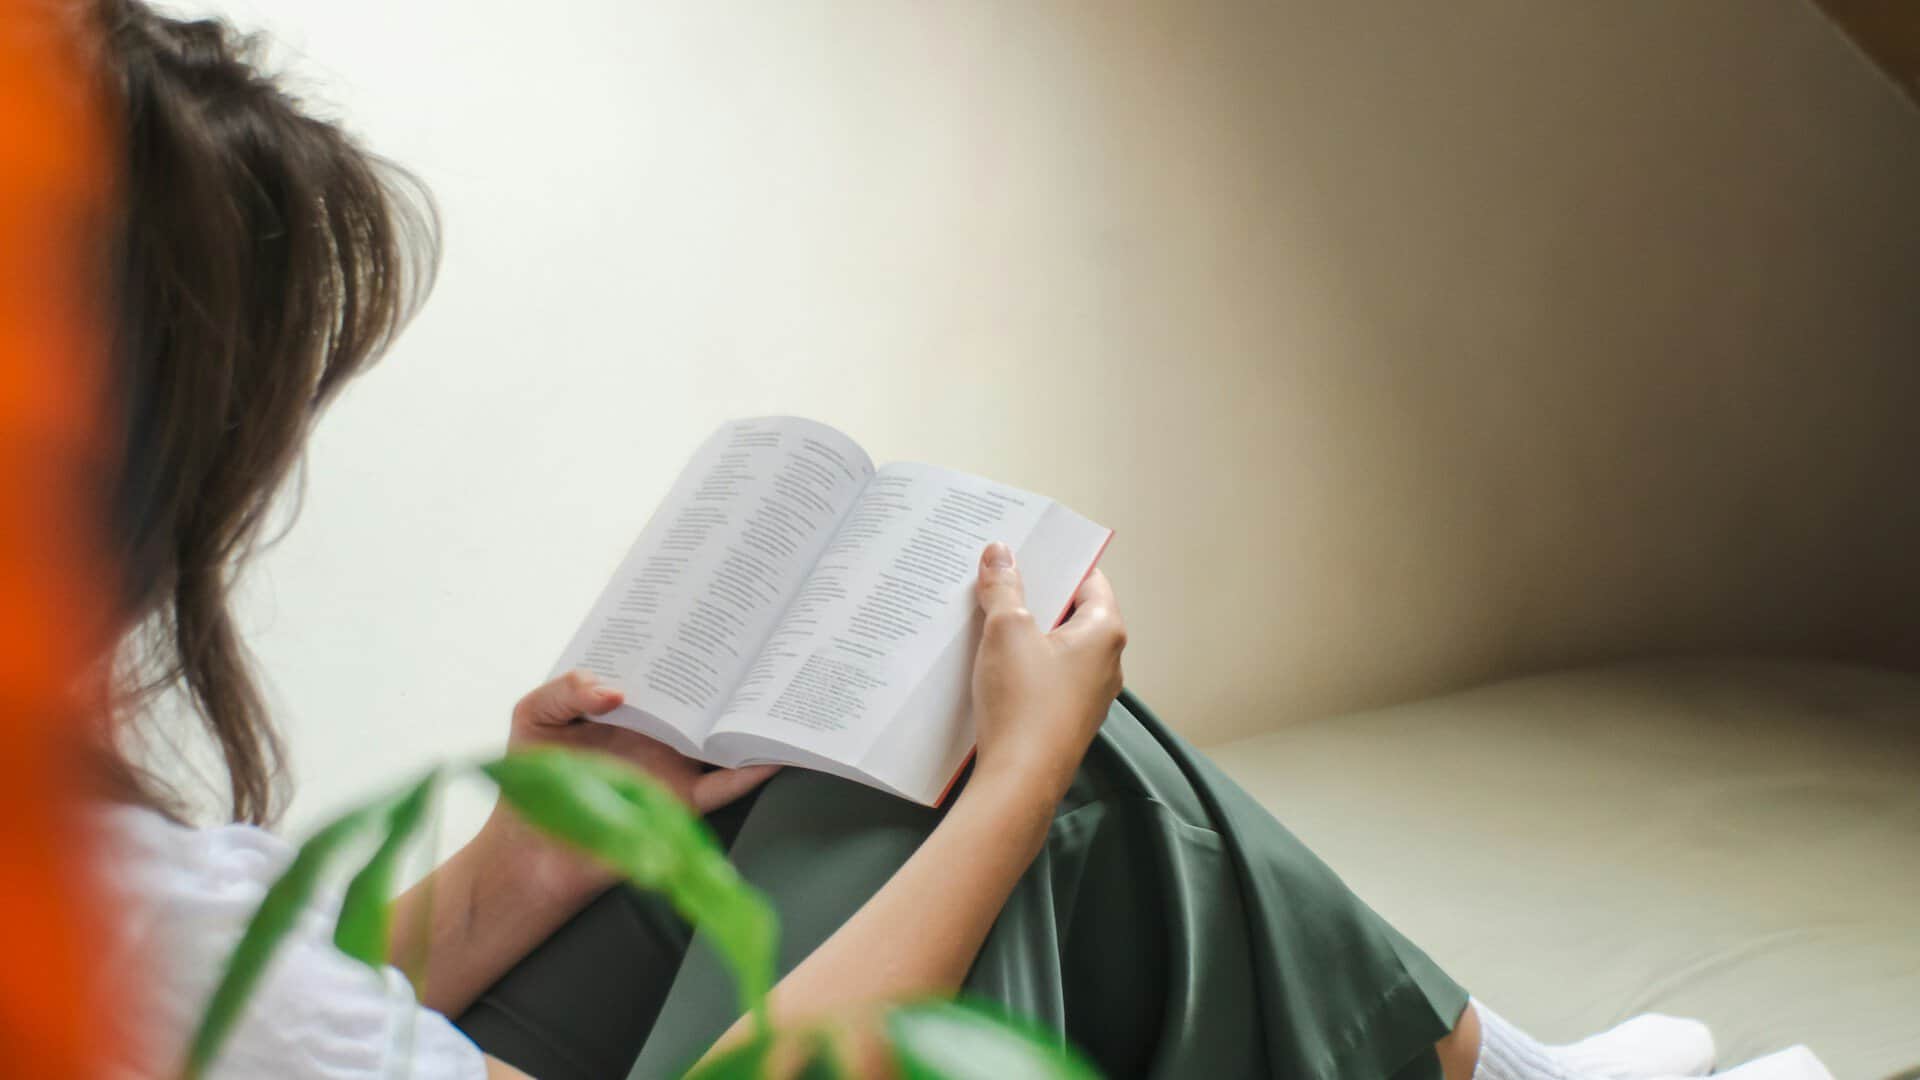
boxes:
[1208,659,1920,1080]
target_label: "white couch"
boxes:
[1210,659,1920,1080]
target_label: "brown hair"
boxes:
[96,0,439,824]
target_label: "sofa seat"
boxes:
[1208,659,1920,1080]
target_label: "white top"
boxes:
[98,806,487,1080]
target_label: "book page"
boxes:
[854,497,1112,801]
[705,462,1109,794]
[553,417,874,749]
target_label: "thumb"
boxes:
[515,670,624,729]
[975,542,1029,620]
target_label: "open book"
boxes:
[555,417,1113,805]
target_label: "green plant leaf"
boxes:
[886,999,1101,1080]
[480,748,777,1024]
[790,1030,843,1080]
[180,806,381,1079]
[180,748,1098,1080]
[333,770,439,967]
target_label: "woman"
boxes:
[84,2,1817,1078]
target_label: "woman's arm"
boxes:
[709,543,1126,1050]
[724,765,1055,1031]
[389,806,604,1019]
[391,676,779,1018]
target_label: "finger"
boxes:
[1069,569,1119,620]
[691,763,782,813]
[975,542,1030,624]
[514,669,624,728]
[1053,569,1124,645]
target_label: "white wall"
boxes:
[159,1,1920,850]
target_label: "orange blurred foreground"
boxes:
[0,0,119,1073]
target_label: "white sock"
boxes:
[1471,1001,1576,1080]
[1555,1014,1717,1079]
[1470,1000,1716,1080]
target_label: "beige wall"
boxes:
[807,0,1920,743]
[1109,1,1920,740]
[1015,0,1920,742]
[207,0,1920,841]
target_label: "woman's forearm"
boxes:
[710,767,1062,1049]
[390,824,597,1018]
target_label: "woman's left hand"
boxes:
[397,671,777,1014]
[480,670,780,903]
[506,670,779,811]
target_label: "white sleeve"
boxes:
[204,932,488,1080]
[99,809,489,1080]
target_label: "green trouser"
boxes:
[456,691,1469,1079]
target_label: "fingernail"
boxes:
[983,542,1014,569]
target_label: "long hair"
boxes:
[94,0,439,824]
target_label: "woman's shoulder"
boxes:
[97,804,292,882]
[95,805,302,942]
[92,804,486,1080]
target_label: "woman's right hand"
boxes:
[697,547,1125,1059]
[967,541,1126,803]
